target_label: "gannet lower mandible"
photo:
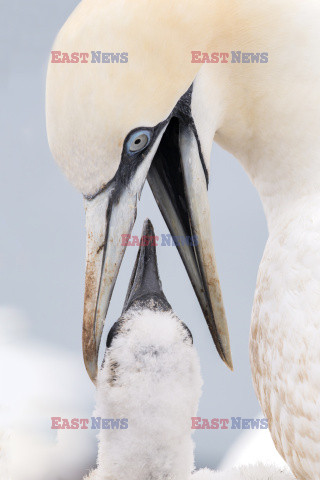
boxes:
[85,219,293,480]
[46,1,320,478]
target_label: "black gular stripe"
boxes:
[170,84,208,186]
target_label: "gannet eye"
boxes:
[127,130,151,154]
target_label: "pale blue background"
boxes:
[0,0,267,470]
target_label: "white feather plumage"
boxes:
[85,307,201,480]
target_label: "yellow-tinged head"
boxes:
[46,0,213,196]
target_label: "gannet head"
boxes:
[46,0,232,382]
[94,219,202,480]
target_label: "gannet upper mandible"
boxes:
[85,219,293,480]
[46,1,320,478]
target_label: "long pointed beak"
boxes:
[83,130,166,383]
[83,115,232,383]
[122,218,171,313]
[148,118,233,370]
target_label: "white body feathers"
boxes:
[250,197,320,478]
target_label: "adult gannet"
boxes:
[46,1,320,478]
[85,219,293,480]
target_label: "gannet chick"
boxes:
[85,220,294,480]
[85,219,202,480]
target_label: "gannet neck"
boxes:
[234,134,320,231]
[92,308,202,480]
[191,0,320,231]
[248,160,320,233]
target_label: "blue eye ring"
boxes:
[127,129,151,154]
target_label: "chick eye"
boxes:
[127,130,151,154]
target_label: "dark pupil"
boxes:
[135,138,141,145]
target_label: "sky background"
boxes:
[0,0,268,473]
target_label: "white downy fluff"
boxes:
[0,307,96,480]
[85,307,294,480]
[85,307,202,480]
